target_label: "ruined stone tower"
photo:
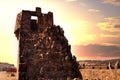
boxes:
[14,7,82,80]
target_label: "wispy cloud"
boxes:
[73,44,120,58]
[66,0,77,2]
[100,34,118,38]
[97,17,120,32]
[88,9,100,13]
[114,25,120,28]
[79,2,87,7]
[103,0,120,6]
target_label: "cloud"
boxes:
[100,34,118,38]
[79,2,87,7]
[73,44,120,59]
[97,17,120,32]
[88,9,100,13]
[96,33,120,46]
[103,0,120,6]
[114,25,120,28]
[66,0,77,2]
[100,34,120,45]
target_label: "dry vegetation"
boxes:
[80,69,120,80]
[1,69,120,80]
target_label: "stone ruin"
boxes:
[14,7,82,80]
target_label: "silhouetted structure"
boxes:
[14,7,82,80]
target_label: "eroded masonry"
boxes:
[14,7,82,80]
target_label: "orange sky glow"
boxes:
[0,0,120,67]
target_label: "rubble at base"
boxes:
[14,7,82,80]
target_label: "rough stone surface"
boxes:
[14,7,82,80]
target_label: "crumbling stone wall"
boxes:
[14,7,82,80]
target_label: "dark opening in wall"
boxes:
[30,16,38,31]
[31,20,38,31]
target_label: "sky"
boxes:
[0,0,120,66]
